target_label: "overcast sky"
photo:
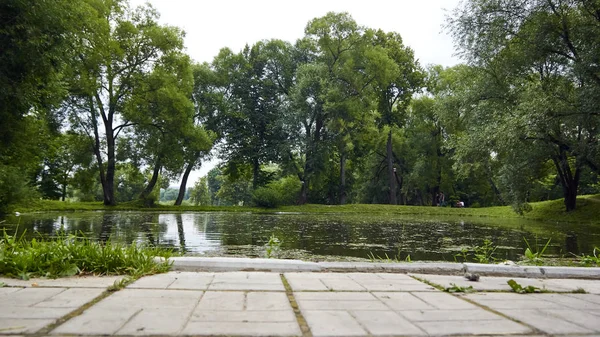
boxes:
[127,0,464,185]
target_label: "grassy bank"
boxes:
[9,194,600,225]
[0,231,173,280]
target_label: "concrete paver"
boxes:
[410,273,575,292]
[544,278,600,294]
[285,272,436,292]
[0,276,123,288]
[295,287,527,336]
[128,271,214,290]
[3,270,599,337]
[186,289,301,336]
[465,292,600,334]
[0,286,104,334]
[209,272,284,291]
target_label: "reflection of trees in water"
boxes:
[565,232,579,255]
[99,213,116,244]
[139,214,162,247]
[4,212,600,259]
[176,214,186,253]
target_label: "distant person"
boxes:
[456,200,465,208]
[439,192,445,207]
[435,192,440,206]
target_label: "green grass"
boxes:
[0,230,173,280]
[9,194,600,225]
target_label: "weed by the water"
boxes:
[473,239,498,264]
[265,234,282,258]
[522,237,551,265]
[453,239,498,263]
[0,229,173,280]
[368,251,412,263]
[507,279,543,293]
[577,247,600,266]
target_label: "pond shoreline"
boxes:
[166,256,600,279]
[8,194,600,225]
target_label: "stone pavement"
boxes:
[1,271,600,337]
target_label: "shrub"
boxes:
[0,165,38,214]
[267,176,301,205]
[252,187,282,208]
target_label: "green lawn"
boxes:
[10,194,600,225]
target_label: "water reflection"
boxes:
[1,211,599,261]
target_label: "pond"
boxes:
[1,211,599,262]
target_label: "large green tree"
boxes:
[448,0,600,211]
[66,0,186,205]
[212,40,295,189]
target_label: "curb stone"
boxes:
[166,257,600,279]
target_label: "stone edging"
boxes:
[165,257,600,279]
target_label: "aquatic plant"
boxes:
[265,234,282,258]
[522,237,551,265]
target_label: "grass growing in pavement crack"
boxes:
[0,229,173,280]
[280,274,312,337]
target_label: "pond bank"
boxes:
[9,194,600,224]
[166,256,600,279]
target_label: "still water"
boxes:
[1,211,599,262]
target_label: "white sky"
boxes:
[128,0,463,186]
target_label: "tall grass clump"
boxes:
[0,230,173,280]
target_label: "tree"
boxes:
[0,0,90,211]
[212,40,294,189]
[190,177,211,206]
[365,29,423,204]
[303,12,372,204]
[448,0,600,211]
[66,1,186,206]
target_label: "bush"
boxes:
[252,187,282,208]
[267,176,301,205]
[0,165,38,214]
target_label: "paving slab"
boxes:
[465,292,600,334]
[414,319,531,335]
[410,273,574,292]
[285,272,436,292]
[543,278,600,294]
[0,286,104,334]
[53,288,301,336]
[51,289,203,335]
[0,318,54,334]
[296,288,527,336]
[128,271,214,290]
[209,272,285,291]
[0,275,123,288]
[186,291,301,336]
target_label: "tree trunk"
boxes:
[299,178,309,205]
[552,150,581,212]
[387,130,397,205]
[61,183,67,202]
[175,160,195,206]
[104,120,116,206]
[339,151,347,205]
[139,156,162,201]
[252,158,260,189]
[90,99,109,205]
